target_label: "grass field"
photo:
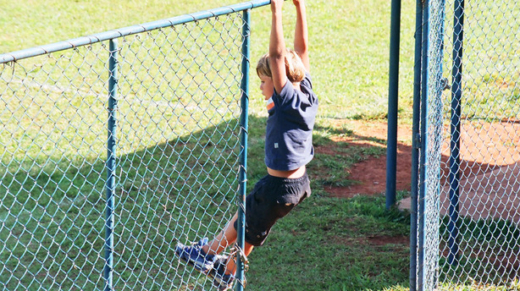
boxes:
[0,1,415,289]
[2,0,519,290]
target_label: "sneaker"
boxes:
[211,257,235,291]
[208,255,228,278]
[175,238,216,274]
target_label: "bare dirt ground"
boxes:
[322,120,520,273]
[323,120,520,207]
[319,120,414,198]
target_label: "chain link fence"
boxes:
[414,0,520,290]
[0,2,268,290]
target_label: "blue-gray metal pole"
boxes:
[386,0,402,210]
[448,0,465,266]
[105,39,118,291]
[236,8,250,291]
[418,0,430,289]
[410,0,424,288]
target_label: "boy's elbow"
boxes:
[295,47,309,56]
[269,52,284,62]
[295,42,309,54]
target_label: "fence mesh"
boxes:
[419,0,445,288]
[420,0,520,289]
[0,10,248,291]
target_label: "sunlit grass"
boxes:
[2,0,520,290]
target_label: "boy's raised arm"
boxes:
[293,0,310,72]
[269,0,287,93]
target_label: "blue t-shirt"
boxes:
[265,72,318,170]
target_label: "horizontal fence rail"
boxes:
[0,1,267,290]
[0,0,271,64]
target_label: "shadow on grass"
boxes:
[296,121,520,290]
[0,115,249,290]
[2,114,520,290]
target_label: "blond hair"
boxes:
[256,49,306,83]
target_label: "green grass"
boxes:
[439,1,520,121]
[438,217,520,287]
[0,0,418,121]
[0,112,412,290]
[246,193,411,291]
[1,0,520,290]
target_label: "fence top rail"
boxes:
[0,0,270,64]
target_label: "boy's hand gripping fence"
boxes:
[0,1,270,290]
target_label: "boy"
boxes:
[175,0,318,290]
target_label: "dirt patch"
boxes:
[321,120,413,198]
[367,235,409,246]
[330,235,410,247]
[323,120,520,202]
[488,253,520,278]
[327,235,409,248]
[325,143,412,198]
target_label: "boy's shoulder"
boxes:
[300,72,313,91]
[271,75,317,113]
[275,73,314,99]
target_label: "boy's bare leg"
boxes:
[224,242,254,275]
[201,212,254,275]
[202,212,238,255]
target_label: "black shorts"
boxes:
[234,172,311,246]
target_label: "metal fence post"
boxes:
[448,0,465,266]
[410,0,425,288]
[236,8,250,291]
[386,0,402,210]
[418,0,431,289]
[105,39,118,291]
